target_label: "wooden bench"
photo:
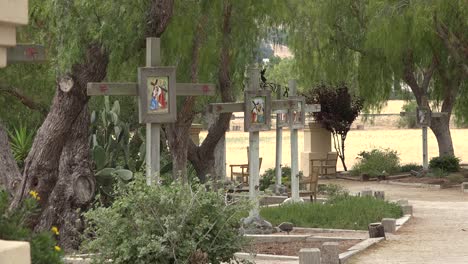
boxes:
[229,147,262,185]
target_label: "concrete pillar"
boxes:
[0,240,31,264]
[299,248,321,264]
[374,191,385,200]
[322,242,339,264]
[382,218,396,233]
[397,199,409,206]
[189,124,203,146]
[0,0,28,68]
[300,122,331,177]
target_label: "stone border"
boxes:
[234,213,412,263]
[380,180,442,189]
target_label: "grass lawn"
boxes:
[260,196,403,230]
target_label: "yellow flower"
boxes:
[54,245,61,252]
[51,226,59,235]
[29,190,40,200]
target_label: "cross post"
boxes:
[289,80,301,202]
[87,37,215,185]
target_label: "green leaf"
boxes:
[93,145,107,170]
[113,169,133,181]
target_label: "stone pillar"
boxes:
[189,124,203,146]
[0,240,31,264]
[0,0,28,68]
[382,218,396,233]
[300,122,331,177]
[322,242,339,264]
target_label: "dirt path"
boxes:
[324,179,468,264]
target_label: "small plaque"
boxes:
[288,96,306,129]
[138,67,177,123]
[244,90,272,132]
[416,107,431,127]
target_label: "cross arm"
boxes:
[7,44,47,63]
[87,82,216,96]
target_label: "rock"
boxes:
[240,216,275,234]
[278,222,294,234]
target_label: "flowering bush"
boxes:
[0,189,63,264]
[82,177,251,264]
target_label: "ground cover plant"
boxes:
[260,195,402,230]
[429,155,461,173]
[0,190,63,264]
[83,177,251,264]
[351,148,400,177]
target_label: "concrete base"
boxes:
[0,240,31,264]
[402,205,413,215]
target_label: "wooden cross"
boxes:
[208,72,320,205]
[7,44,47,63]
[87,38,215,185]
[400,96,447,170]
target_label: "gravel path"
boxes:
[323,179,468,264]
[253,179,468,264]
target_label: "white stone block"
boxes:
[461,182,468,193]
[299,248,321,264]
[322,242,339,264]
[361,189,373,197]
[0,240,31,264]
[382,218,396,233]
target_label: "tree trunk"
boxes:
[0,124,21,195]
[188,2,234,182]
[430,115,454,156]
[35,107,95,250]
[11,45,108,240]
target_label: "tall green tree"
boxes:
[288,0,467,157]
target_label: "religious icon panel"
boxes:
[244,90,272,132]
[138,67,176,123]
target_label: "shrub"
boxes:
[447,174,464,184]
[429,155,460,173]
[400,163,423,172]
[7,124,35,168]
[398,101,418,128]
[83,177,251,264]
[0,190,63,264]
[259,166,303,191]
[351,149,400,177]
[260,195,402,230]
[317,184,348,197]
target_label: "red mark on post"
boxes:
[202,85,210,94]
[24,47,38,59]
[99,84,108,93]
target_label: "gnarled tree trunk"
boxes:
[188,2,234,181]
[0,124,21,195]
[430,115,454,157]
[11,45,108,249]
[36,107,95,249]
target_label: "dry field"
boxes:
[201,128,468,177]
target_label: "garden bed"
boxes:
[244,239,361,256]
[260,196,403,230]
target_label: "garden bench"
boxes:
[230,147,263,185]
[310,152,338,178]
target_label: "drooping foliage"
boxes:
[287,0,467,156]
[302,84,363,171]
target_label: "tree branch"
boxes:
[0,85,49,116]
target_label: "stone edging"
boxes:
[380,180,442,189]
[234,214,412,263]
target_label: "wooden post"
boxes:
[289,80,300,201]
[145,37,161,185]
[275,86,283,192]
[422,126,428,170]
[368,222,386,238]
[248,66,261,217]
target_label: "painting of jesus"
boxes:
[147,76,169,114]
[251,97,266,124]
